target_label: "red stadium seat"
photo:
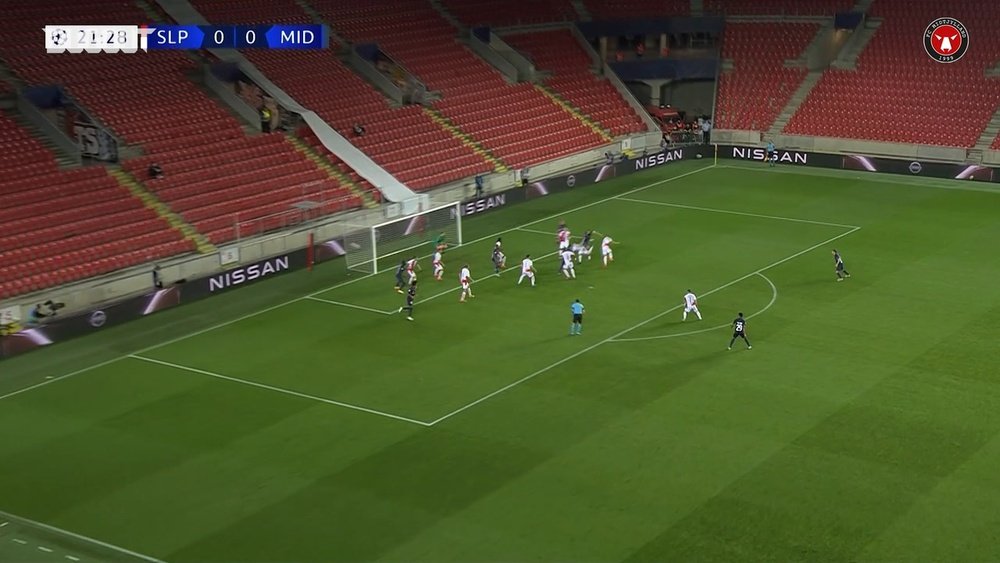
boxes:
[784,0,1000,147]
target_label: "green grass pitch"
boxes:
[2,161,1000,562]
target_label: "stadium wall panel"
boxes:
[716,144,1000,183]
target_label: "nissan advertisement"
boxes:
[1,251,307,359]
[716,144,999,182]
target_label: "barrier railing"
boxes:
[231,181,362,242]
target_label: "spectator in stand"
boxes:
[474,174,484,198]
[260,107,272,133]
[353,123,366,137]
[635,40,645,59]
[660,44,670,58]
[148,162,163,180]
[615,49,624,62]
[152,265,163,289]
[701,118,712,145]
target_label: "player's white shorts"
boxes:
[684,305,700,314]
[521,270,534,278]
[559,242,569,251]
[562,261,574,270]
[602,248,613,258]
[433,263,443,273]
[461,281,470,290]
[407,271,417,282]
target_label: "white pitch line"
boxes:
[128,354,432,427]
[0,165,716,403]
[0,511,166,563]
[12,538,27,544]
[0,510,164,562]
[617,197,860,229]
[427,225,859,426]
[717,163,1000,195]
[0,521,7,527]
[305,296,393,315]
[66,556,81,562]
[516,226,558,237]
[609,272,778,343]
[412,249,561,308]
[38,546,53,553]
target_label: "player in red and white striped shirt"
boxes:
[459,264,474,302]
[406,256,420,284]
[432,250,444,281]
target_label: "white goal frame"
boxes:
[344,202,463,275]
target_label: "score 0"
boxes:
[202,25,236,49]
[235,26,269,49]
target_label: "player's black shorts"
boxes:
[406,297,414,306]
[836,263,845,271]
[733,331,745,339]
[573,314,583,323]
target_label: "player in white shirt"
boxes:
[561,248,576,279]
[432,251,444,281]
[556,226,571,273]
[517,254,536,286]
[682,289,702,321]
[600,236,614,267]
[459,264,474,302]
[406,256,420,283]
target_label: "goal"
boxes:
[344,202,463,274]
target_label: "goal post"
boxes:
[344,202,463,275]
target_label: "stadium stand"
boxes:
[191,0,493,191]
[438,0,577,27]
[784,0,1000,147]
[501,30,648,136]
[993,133,1000,150]
[2,0,365,252]
[704,0,852,15]
[310,0,609,168]
[582,0,689,19]
[714,23,817,132]
[0,110,191,299]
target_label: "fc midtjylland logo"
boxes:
[924,17,969,63]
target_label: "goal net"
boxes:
[344,202,462,274]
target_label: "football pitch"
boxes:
[3,160,1000,562]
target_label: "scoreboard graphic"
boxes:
[44,24,328,53]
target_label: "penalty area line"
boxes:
[617,197,861,230]
[427,225,859,426]
[128,355,432,427]
[609,272,778,343]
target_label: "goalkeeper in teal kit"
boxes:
[433,232,447,252]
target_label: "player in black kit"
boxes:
[398,280,417,321]
[833,249,851,281]
[492,237,506,273]
[394,260,407,293]
[728,312,752,350]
